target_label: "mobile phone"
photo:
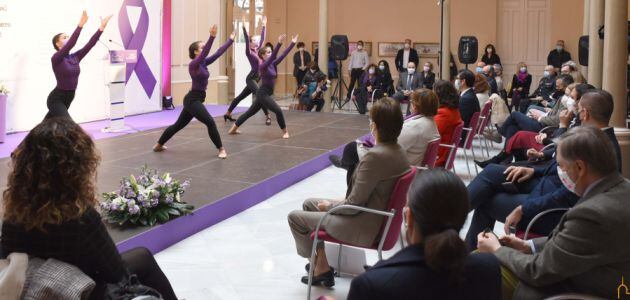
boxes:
[502,181,519,194]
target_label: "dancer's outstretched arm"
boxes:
[274,34,298,65]
[190,25,217,69]
[52,10,87,63]
[75,15,111,61]
[205,31,234,66]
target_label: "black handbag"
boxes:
[105,273,163,300]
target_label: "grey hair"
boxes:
[492,64,502,71]
[557,126,617,176]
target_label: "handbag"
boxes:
[105,272,162,300]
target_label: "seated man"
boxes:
[465,89,621,250]
[482,65,498,95]
[456,69,480,143]
[477,126,630,299]
[299,62,328,112]
[288,98,410,287]
[525,65,557,111]
[392,62,421,115]
[497,75,573,142]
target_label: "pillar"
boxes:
[587,0,604,87]
[602,0,630,177]
[318,0,330,112]
[440,0,451,80]
[581,0,589,78]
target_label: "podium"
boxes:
[103,50,137,133]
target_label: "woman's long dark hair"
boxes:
[407,169,469,283]
[433,80,460,109]
[377,60,392,76]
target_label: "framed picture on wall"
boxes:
[312,41,373,57]
[414,43,440,58]
[378,42,405,57]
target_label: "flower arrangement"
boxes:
[0,81,9,95]
[101,166,193,227]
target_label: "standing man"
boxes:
[346,40,369,100]
[293,42,311,90]
[547,40,572,72]
[395,39,419,73]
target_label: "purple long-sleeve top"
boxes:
[243,26,265,74]
[189,35,234,91]
[51,26,103,91]
[259,41,295,87]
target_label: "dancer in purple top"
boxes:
[224,16,271,125]
[229,34,298,139]
[154,25,234,159]
[46,11,112,120]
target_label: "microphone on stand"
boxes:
[98,39,112,51]
[108,39,125,49]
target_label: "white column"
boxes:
[440,0,451,80]
[587,0,604,87]
[318,0,330,112]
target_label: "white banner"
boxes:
[0,0,161,132]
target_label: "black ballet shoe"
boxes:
[265,116,272,126]
[304,263,336,275]
[474,151,509,168]
[224,114,236,122]
[300,269,335,287]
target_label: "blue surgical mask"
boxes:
[475,67,483,73]
[543,71,550,77]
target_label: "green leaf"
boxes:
[156,210,169,222]
[167,208,180,216]
[149,215,157,226]
[140,218,148,226]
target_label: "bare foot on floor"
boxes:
[153,143,167,152]
[228,125,241,135]
[218,148,227,159]
[282,131,290,139]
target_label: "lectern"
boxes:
[103,49,137,132]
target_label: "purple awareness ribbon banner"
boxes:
[119,0,157,98]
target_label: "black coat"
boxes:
[395,48,419,72]
[347,244,502,300]
[420,71,435,90]
[508,74,532,99]
[293,51,312,77]
[547,49,572,69]
[481,53,501,66]
[459,88,481,129]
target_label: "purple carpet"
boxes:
[0,105,246,159]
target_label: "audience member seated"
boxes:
[482,65,499,95]
[288,98,410,287]
[477,83,591,167]
[420,62,436,90]
[493,64,507,100]
[481,43,502,66]
[507,62,532,112]
[497,74,573,143]
[547,39,572,71]
[299,61,328,112]
[474,73,491,108]
[455,69,480,142]
[561,60,586,84]
[465,89,621,251]
[0,118,177,300]
[355,64,381,115]
[525,65,557,111]
[393,62,422,115]
[433,80,463,168]
[329,91,439,186]
[377,60,395,96]
[395,39,419,73]
[347,169,502,300]
[475,61,486,74]
[477,126,629,300]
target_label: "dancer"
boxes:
[46,10,112,119]
[224,16,271,125]
[153,25,234,158]
[229,34,298,139]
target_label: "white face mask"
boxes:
[454,79,462,90]
[379,65,385,71]
[557,166,577,194]
[298,48,304,52]
[560,95,570,106]
[543,71,550,77]
[487,48,493,53]
[368,68,375,74]
[404,44,410,49]
[566,97,576,113]
[423,66,430,72]
[520,67,527,73]
[556,46,563,52]
[357,45,363,50]
[407,68,415,73]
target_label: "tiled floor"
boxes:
[154,138,504,300]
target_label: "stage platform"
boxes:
[0,110,369,254]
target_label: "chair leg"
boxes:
[471,147,479,175]
[477,136,486,159]
[377,248,383,261]
[306,238,319,300]
[336,244,342,277]
[463,148,471,177]
[399,232,405,249]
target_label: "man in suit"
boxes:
[395,39,419,73]
[293,42,311,89]
[465,89,622,250]
[478,125,630,300]
[392,62,421,115]
[456,69,480,142]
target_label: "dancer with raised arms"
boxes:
[154,25,234,159]
[46,10,112,119]
[229,33,298,139]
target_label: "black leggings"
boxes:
[235,84,286,129]
[45,88,76,120]
[121,247,177,300]
[158,90,223,148]
[341,141,360,196]
[227,73,269,115]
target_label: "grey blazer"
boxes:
[538,95,566,127]
[324,143,410,247]
[396,72,422,92]
[495,173,630,299]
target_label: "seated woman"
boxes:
[376,60,394,97]
[299,61,328,112]
[289,98,410,287]
[347,169,502,300]
[474,72,491,108]
[356,64,381,115]
[433,80,463,168]
[420,62,436,90]
[507,61,532,112]
[1,118,177,300]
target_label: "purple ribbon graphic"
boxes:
[119,0,156,98]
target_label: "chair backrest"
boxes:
[462,112,481,150]
[378,167,418,251]
[445,121,465,170]
[477,100,493,134]
[421,138,441,168]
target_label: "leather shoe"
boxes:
[301,269,335,287]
